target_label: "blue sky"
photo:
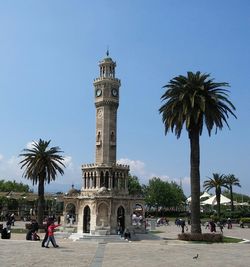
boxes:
[0,0,249,197]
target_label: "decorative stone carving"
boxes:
[97,187,109,194]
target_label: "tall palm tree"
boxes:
[19,139,65,226]
[159,71,236,233]
[203,173,228,218]
[224,174,241,212]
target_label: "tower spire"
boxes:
[106,46,109,57]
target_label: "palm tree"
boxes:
[224,174,241,212]
[159,71,236,233]
[19,139,65,226]
[203,173,228,218]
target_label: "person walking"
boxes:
[180,219,186,233]
[45,221,61,248]
[227,218,232,229]
[42,217,54,247]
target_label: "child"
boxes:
[45,222,61,248]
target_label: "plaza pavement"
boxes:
[0,221,250,267]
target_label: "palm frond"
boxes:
[159,71,236,138]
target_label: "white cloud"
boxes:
[0,152,82,193]
[117,157,191,196]
[180,176,191,185]
[26,141,35,149]
[117,158,147,180]
[0,155,23,182]
[63,155,74,169]
[152,174,171,182]
[58,155,82,188]
[0,153,191,195]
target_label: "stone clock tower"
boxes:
[64,52,144,236]
[94,52,119,165]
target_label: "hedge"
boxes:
[178,233,223,242]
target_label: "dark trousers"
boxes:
[41,231,48,247]
[42,231,56,247]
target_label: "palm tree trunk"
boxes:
[189,129,201,234]
[230,186,234,212]
[37,176,45,227]
[216,192,221,218]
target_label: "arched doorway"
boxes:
[65,203,76,225]
[117,206,125,233]
[83,206,91,233]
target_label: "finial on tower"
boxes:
[106,46,109,57]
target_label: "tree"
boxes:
[159,71,236,233]
[224,174,241,212]
[128,174,143,196]
[19,139,65,226]
[0,180,30,192]
[223,191,250,204]
[144,178,167,213]
[203,173,228,218]
[143,177,185,213]
[169,182,186,208]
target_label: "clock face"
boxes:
[96,89,102,97]
[112,88,118,97]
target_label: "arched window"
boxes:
[105,171,109,188]
[93,172,97,188]
[112,172,116,188]
[100,171,105,187]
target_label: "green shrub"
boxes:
[240,218,250,223]
[178,233,223,242]
[222,210,243,219]
[210,215,219,222]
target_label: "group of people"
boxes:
[26,219,40,241]
[25,217,60,248]
[205,221,217,232]
[156,217,169,226]
[204,218,233,233]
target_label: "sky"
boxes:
[0,0,249,197]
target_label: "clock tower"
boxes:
[94,51,120,164]
[64,53,144,236]
[81,51,130,195]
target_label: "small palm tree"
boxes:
[203,173,228,218]
[224,174,241,212]
[159,71,236,233]
[19,139,65,226]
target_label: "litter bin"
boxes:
[150,219,156,230]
